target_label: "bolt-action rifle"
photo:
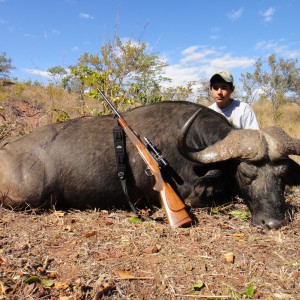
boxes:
[98,89,192,228]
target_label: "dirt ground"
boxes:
[0,186,299,300]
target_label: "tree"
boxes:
[161,81,197,102]
[289,74,300,106]
[126,49,170,104]
[0,52,14,79]
[240,54,300,123]
[240,72,260,104]
[196,78,211,104]
[47,66,67,86]
[66,35,170,111]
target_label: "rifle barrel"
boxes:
[98,89,122,118]
[98,89,192,228]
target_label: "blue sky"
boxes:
[1,0,299,88]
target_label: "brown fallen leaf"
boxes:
[54,281,70,290]
[232,233,245,238]
[23,283,36,298]
[223,252,235,263]
[115,270,135,279]
[143,245,159,254]
[85,230,96,238]
[53,211,65,217]
[0,281,7,294]
[0,257,6,265]
[48,271,57,279]
[219,224,232,229]
[63,225,72,232]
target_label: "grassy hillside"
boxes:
[253,100,300,138]
[0,81,299,140]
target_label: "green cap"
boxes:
[210,70,234,85]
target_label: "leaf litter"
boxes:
[0,187,299,299]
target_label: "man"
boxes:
[209,70,259,129]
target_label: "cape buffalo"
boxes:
[0,101,299,229]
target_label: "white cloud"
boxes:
[23,68,52,79]
[79,13,94,20]
[51,29,60,35]
[24,33,36,38]
[22,68,71,82]
[209,27,221,40]
[210,35,220,40]
[208,54,254,70]
[162,45,255,87]
[228,8,244,21]
[43,29,60,39]
[260,7,275,22]
[163,64,201,87]
[181,46,217,65]
[255,40,299,58]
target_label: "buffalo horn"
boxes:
[181,128,268,163]
[178,110,300,164]
[261,126,300,160]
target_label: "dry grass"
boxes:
[253,100,300,138]
[0,82,103,120]
[252,101,300,165]
[1,82,300,135]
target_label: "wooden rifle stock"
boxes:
[118,118,192,227]
[98,90,192,227]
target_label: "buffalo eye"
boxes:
[238,162,258,185]
[274,163,288,177]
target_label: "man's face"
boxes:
[210,81,234,109]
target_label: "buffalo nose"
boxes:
[252,215,286,230]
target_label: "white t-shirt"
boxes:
[209,99,259,129]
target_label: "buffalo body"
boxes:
[1,101,300,229]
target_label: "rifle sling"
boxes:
[113,122,140,217]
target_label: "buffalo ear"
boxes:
[283,159,300,185]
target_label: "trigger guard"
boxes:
[145,168,153,177]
